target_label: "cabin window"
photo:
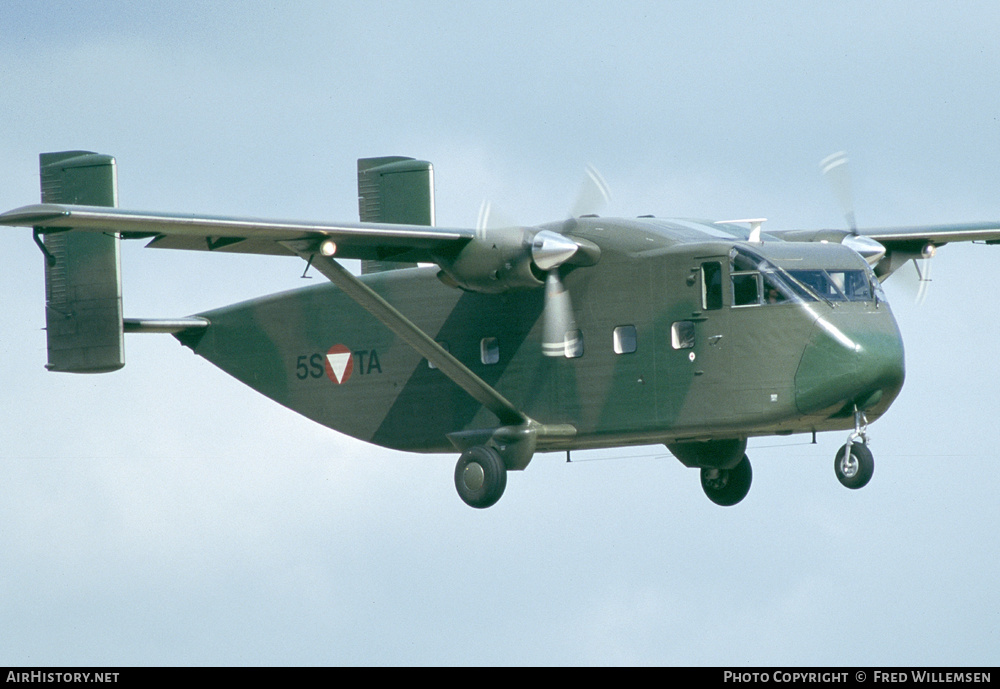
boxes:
[671,321,695,349]
[613,325,637,354]
[702,262,723,310]
[481,337,499,365]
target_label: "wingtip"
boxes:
[0,203,70,226]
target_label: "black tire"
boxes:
[700,454,752,506]
[454,445,507,508]
[834,442,874,489]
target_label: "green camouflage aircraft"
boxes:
[3,150,999,508]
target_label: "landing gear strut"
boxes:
[454,445,507,508]
[700,454,753,506]
[835,407,875,489]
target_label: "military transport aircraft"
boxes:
[3,150,999,508]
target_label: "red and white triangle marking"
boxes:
[324,344,354,384]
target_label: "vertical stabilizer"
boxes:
[357,156,434,274]
[39,151,124,373]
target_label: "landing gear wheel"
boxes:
[835,442,874,489]
[700,454,752,506]
[454,445,507,509]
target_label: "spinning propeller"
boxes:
[820,151,857,233]
[472,166,609,357]
[821,152,931,303]
[820,151,886,266]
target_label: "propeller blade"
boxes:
[569,164,611,218]
[884,258,931,306]
[914,258,932,305]
[542,270,580,357]
[477,168,599,358]
[476,199,518,237]
[820,151,857,233]
[475,199,491,237]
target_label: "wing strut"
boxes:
[282,241,527,427]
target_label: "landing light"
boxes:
[320,239,337,256]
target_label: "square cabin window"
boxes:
[480,337,500,365]
[671,321,695,350]
[613,325,637,354]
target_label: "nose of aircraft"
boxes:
[794,309,906,417]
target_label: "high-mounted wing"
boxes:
[775,221,1000,248]
[0,202,475,261]
[774,221,1000,278]
[863,221,1000,246]
[862,222,1000,278]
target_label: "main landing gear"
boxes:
[685,408,877,507]
[454,445,507,509]
[700,455,753,506]
[453,410,878,508]
[834,408,874,489]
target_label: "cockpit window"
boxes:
[786,270,872,302]
[732,272,761,306]
[836,270,874,301]
[729,247,876,306]
[762,272,792,304]
[787,270,846,301]
[730,247,804,307]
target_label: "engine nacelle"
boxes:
[434,226,544,293]
[434,226,602,294]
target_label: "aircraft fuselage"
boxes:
[180,217,906,457]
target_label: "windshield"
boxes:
[786,269,873,302]
[729,247,877,306]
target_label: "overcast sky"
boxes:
[1,1,998,666]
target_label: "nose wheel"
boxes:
[835,407,875,489]
[835,441,874,489]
